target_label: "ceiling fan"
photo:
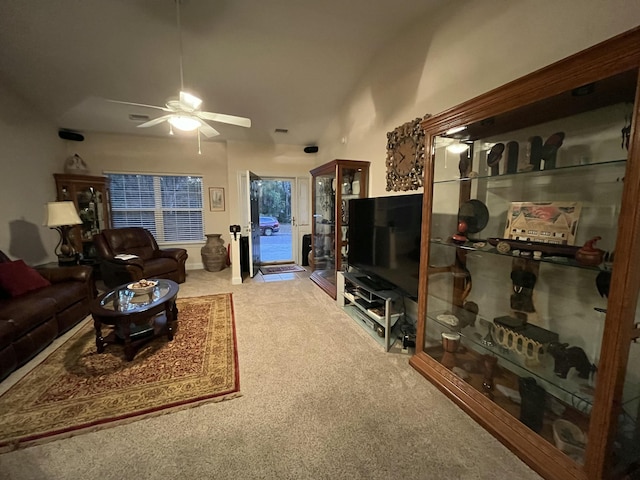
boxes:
[108,0,251,148]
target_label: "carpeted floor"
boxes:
[0,269,541,480]
[0,294,239,452]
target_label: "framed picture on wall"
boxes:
[209,187,225,212]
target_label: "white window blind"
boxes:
[107,173,204,243]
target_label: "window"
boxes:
[107,173,204,243]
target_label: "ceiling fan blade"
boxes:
[137,115,173,128]
[198,111,251,128]
[198,122,220,138]
[106,99,171,112]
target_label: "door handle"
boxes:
[292,216,296,226]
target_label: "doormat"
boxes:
[260,264,306,275]
[0,294,240,452]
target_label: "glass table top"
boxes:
[97,279,179,314]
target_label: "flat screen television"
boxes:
[348,193,423,298]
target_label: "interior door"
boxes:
[245,170,261,277]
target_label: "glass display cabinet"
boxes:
[54,173,111,264]
[409,28,640,480]
[310,159,369,299]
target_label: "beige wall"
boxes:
[0,79,66,264]
[225,141,316,230]
[318,0,640,196]
[64,134,317,268]
[1,0,638,267]
[62,133,228,269]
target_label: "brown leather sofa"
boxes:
[0,251,96,381]
[93,227,188,288]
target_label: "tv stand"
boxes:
[337,271,402,351]
[354,275,395,292]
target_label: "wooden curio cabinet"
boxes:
[310,159,370,299]
[410,28,640,480]
[54,173,111,263]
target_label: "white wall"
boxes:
[0,79,66,264]
[318,0,640,196]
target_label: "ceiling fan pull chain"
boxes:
[106,0,250,141]
[176,0,185,91]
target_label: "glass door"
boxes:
[311,171,336,283]
[243,170,261,278]
[258,178,293,264]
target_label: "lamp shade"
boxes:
[43,201,82,227]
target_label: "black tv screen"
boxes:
[348,194,423,298]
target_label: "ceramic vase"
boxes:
[202,233,227,271]
[441,332,461,369]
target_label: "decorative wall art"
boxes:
[385,115,430,191]
[503,201,582,245]
[64,154,89,174]
[209,187,225,212]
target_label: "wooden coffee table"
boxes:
[90,279,179,361]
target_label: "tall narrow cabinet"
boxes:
[410,28,640,480]
[54,173,111,263]
[310,160,369,299]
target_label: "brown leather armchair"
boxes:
[93,228,188,288]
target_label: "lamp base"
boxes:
[57,255,78,266]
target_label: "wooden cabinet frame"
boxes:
[54,173,111,261]
[410,27,640,480]
[310,159,370,299]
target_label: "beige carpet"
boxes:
[0,269,541,480]
[0,294,239,452]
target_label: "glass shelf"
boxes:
[414,32,640,479]
[425,306,600,408]
[310,160,370,299]
[428,239,609,272]
[344,305,402,349]
[341,271,403,352]
[433,158,627,185]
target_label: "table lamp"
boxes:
[43,201,82,265]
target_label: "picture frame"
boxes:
[209,187,225,212]
[503,201,582,245]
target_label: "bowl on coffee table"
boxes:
[127,279,158,295]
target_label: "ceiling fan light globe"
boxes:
[168,115,201,131]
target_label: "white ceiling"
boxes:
[0,0,446,146]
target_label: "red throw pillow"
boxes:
[0,260,51,297]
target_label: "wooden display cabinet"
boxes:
[54,173,111,264]
[310,159,369,299]
[410,28,640,480]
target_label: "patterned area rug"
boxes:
[0,294,240,452]
[260,264,306,275]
